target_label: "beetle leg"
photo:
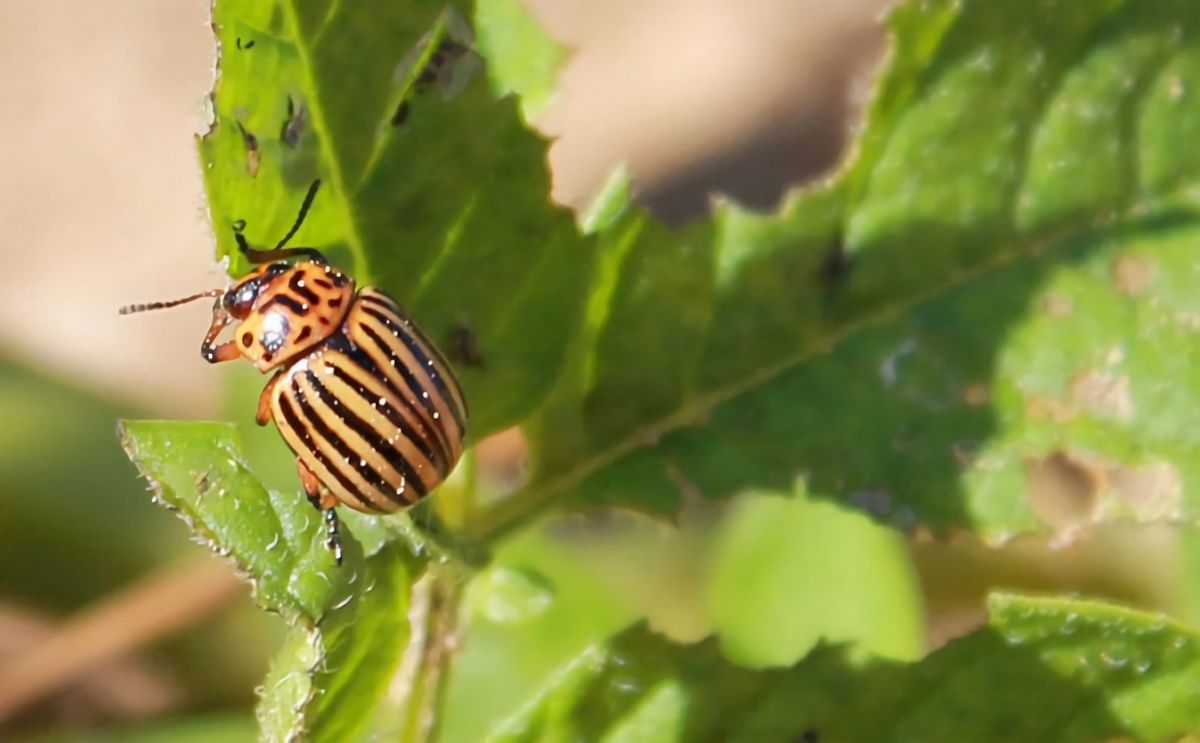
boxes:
[200,297,240,363]
[256,373,283,426]
[323,509,344,566]
[202,341,240,363]
[297,459,343,565]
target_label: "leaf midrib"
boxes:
[281,0,373,283]
[474,188,1199,542]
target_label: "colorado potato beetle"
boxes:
[121,181,468,563]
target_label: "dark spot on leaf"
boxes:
[1025,450,1106,532]
[962,382,990,406]
[196,473,211,494]
[412,39,476,97]
[815,236,852,287]
[391,100,410,127]
[280,95,306,148]
[848,488,891,518]
[447,324,484,368]
[1111,253,1155,296]
[236,37,255,50]
[232,218,247,233]
[796,729,820,743]
[236,120,260,177]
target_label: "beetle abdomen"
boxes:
[270,287,468,514]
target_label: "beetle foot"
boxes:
[323,508,344,566]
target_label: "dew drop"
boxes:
[1099,650,1128,669]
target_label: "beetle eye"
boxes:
[224,280,260,319]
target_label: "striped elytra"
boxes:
[270,287,467,514]
[120,181,467,564]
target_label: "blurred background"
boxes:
[0,0,1187,740]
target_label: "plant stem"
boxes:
[393,565,466,743]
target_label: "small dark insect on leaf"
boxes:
[815,235,852,288]
[415,40,474,95]
[447,323,484,368]
[391,100,410,127]
[796,729,820,743]
[235,36,255,50]
[280,95,307,149]
[235,121,261,177]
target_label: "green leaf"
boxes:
[119,420,418,741]
[119,420,354,620]
[18,713,257,743]
[708,486,923,666]
[201,0,589,439]
[441,529,636,743]
[490,595,1200,742]
[258,546,414,742]
[478,0,1200,541]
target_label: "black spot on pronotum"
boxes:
[328,296,343,309]
[280,95,306,148]
[241,332,253,347]
[391,100,410,127]
[236,37,256,50]
[262,294,307,315]
[296,326,313,342]
[288,273,319,304]
[447,324,484,368]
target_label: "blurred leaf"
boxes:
[0,360,176,607]
[465,565,556,625]
[473,0,565,118]
[490,594,1200,742]
[441,530,635,743]
[22,714,257,743]
[119,420,419,741]
[476,0,1200,543]
[708,486,923,666]
[200,0,588,439]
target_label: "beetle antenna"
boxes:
[119,289,223,315]
[275,179,321,249]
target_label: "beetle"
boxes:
[121,181,468,564]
